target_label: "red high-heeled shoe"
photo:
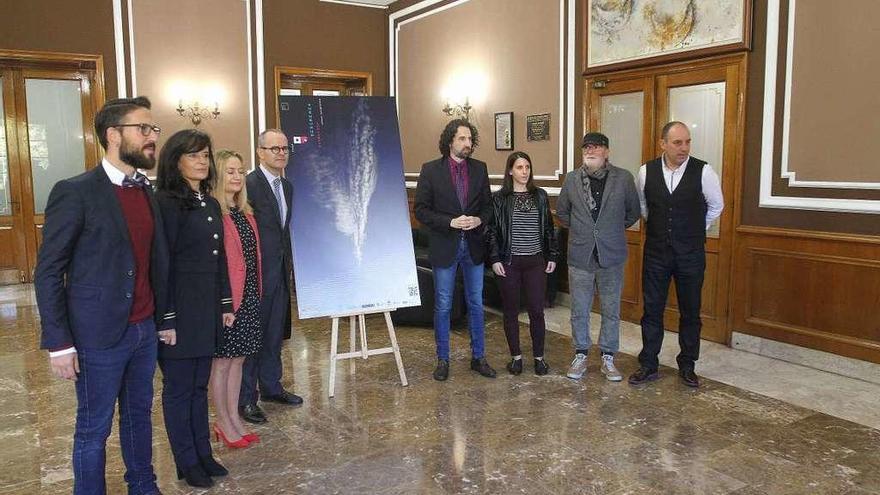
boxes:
[242,432,260,444]
[213,423,250,448]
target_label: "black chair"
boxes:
[391,229,466,327]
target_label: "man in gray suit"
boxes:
[557,132,640,381]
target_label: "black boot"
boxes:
[199,455,229,477]
[177,464,214,488]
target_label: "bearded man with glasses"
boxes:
[35,96,168,495]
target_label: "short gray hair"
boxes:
[660,121,688,140]
[257,128,286,147]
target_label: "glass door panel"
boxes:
[668,82,726,238]
[24,78,86,214]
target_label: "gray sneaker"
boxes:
[566,354,588,380]
[601,354,623,382]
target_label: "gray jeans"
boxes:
[569,263,624,353]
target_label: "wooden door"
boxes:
[584,55,745,344]
[0,70,27,284]
[585,76,654,314]
[0,57,101,283]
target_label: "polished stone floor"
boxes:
[1,285,879,494]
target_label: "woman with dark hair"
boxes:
[488,151,559,375]
[208,149,262,449]
[155,129,234,488]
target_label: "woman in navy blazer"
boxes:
[155,129,234,488]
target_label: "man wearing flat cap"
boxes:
[557,132,640,382]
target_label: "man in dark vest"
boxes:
[629,121,724,388]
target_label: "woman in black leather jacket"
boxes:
[488,151,559,376]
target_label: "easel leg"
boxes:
[384,312,408,387]
[349,316,357,373]
[359,313,368,359]
[329,317,339,398]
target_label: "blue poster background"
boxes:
[281,96,420,318]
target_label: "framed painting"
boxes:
[585,0,753,74]
[494,111,514,150]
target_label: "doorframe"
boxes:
[273,66,373,127]
[581,52,749,345]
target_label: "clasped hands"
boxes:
[450,215,482,231]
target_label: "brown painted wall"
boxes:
[0,0,119,98]
[741,0,879,235]
[131,0,252,164]
[263,0,388,129]
[396,0,561,176]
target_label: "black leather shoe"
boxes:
[240,403,267,424]
[534,359,549,376]
[199,455,228,477]
[470,357,497,378]
[628,367,660,385]
[261,390,304,406]
[679,369,701,388]
[506,358,523,375]
[177,464,213,488]
[433,359,449,381]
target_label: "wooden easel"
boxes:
[328,310,408,397]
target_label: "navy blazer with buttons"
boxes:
[35,165,169,351]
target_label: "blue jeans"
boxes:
[569,264,624,354]
[432,238,485,361]
[73,318,159,495]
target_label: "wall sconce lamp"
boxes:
[442,97,472,121]
[176,100,220,127]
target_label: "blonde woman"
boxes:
[209,150,263,448]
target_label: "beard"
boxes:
[583,157,606,170]
[452,147,472,160]
[120,138,156,170]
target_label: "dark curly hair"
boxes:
[155,129,216,203]
[438,118,479,157]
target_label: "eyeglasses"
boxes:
[116,123,162,137]
[259,146,290,155]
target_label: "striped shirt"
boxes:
[510,192,542,256]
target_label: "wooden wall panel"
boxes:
[732,226,880,363]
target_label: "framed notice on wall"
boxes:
[526,113,551,141]
[494,112,513,150]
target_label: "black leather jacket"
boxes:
[488,188,559,265]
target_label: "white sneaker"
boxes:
[601,354,623,382]
[566,354,588,380]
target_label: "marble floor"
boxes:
[1,285,879,494]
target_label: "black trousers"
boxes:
[240,284,289,405]
[159,356,213,470]
[638,246,705,371]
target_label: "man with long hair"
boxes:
[414,119,496,381]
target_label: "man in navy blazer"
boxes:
[35,96,167,495]
[239,128,303,425]
[414,119,496,381]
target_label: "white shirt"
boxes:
[260,164,288,223]
[49,160,135,358]
[636,156,724,230]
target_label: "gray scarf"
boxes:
[581,163,609,212]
